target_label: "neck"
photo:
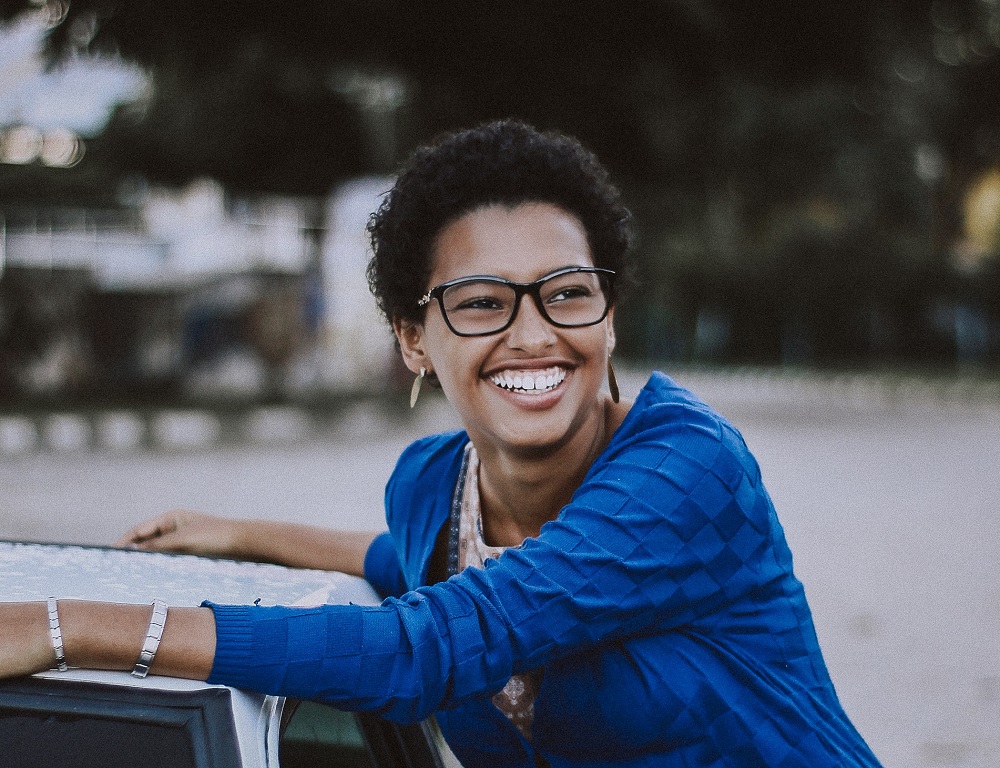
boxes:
[474,396,625,547]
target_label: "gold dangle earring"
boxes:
[410,367,427,409]
[607,358,620,404]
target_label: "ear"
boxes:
[605,305,617,355]
[393,316,431,375]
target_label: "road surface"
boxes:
[2,368,998,767]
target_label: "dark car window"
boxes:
[280,700,445,768]
[280,700,375,768]
[0,678,240,768]
[1,709,198,768]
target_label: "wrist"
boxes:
[59,600,147,671]
[16,602,57,676]
[230,518,264,561]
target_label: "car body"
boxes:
[0,540,461,768]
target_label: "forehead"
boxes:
[429,202,593,283]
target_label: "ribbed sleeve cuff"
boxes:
[202,601,276,690]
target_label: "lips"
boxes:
[489,366,567,394]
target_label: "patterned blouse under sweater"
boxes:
[457,443,541,742]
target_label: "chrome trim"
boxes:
[262,694,286,768]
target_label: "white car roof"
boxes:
[0,539,385,768]
[1,539,382,686]
[0,539,380,609]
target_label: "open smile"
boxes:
[489,366,567,395]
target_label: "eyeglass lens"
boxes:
[441,270,609,335]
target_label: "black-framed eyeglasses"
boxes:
[417,266,615,337]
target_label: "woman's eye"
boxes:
[455,296,504,311]
[548,286,591,303]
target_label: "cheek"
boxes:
[418,318,454,373]
[588,324,614,357]
[426,338,485,388]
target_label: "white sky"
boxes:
[0,11,147,136]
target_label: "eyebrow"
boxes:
[439,265,597,284]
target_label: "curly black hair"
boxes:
[366,119,632,326]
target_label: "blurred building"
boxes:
[287,176,399,397]
[0,177,398,404]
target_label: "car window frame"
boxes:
[0,675,241,768]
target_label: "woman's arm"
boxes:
[195,406,782,722]
[0,600,215,681]
[116,510,381,577]
[4,405,772,720]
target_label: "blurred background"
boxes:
[2,0,1000,407]
[1,3,999,766]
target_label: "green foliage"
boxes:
[2,0,999,368]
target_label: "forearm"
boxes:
[1,600,216,681]
[233,522,381,577]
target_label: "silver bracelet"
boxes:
[46,597,69,672]
[131,599,168,679]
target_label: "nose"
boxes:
[505,293,557,350]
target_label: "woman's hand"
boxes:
[115,510,246,559]
[116,512,380,576]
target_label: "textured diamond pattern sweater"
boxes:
[206,372,881,767]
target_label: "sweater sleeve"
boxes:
[206,391,789,723]
[363,531,408,598]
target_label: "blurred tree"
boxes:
[0,0,949,191]
[1,0,998,369]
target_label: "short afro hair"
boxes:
[366,119,632,326]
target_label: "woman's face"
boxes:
[396,202,615,459]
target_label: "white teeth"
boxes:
[490,367,566,394]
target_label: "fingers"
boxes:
[129,527,188,553]
[113,510,191,549]
[114,519,168,548]
[114,510,238,558]
[116,523,165,547]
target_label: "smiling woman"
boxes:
[0,120,882,768]
[395,201,623,472]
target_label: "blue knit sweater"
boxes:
[206,372,881,767]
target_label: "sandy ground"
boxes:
[1,367,998,767]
